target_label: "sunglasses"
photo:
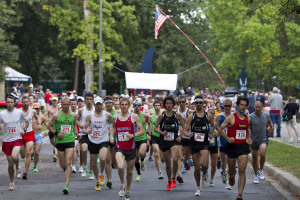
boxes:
[179,101,186,104]
[223,105,232,107]
[133,104,141,107]
[195,102,203,104]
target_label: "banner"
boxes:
[238,67,247,97]
[125,72,177,90]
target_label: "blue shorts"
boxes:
[35,132,42,143]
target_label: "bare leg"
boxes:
[251,150,258,175]
[192,152,201,187]
[126,159,135,191]
[24,141,34,173]
[116,152,125,185]
[237,155,248,195]
[163,150,172,182]
[210,153,218,181]
[34,143,42,167]
[171,145,179,179]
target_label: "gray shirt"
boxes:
[250,112,269,142]
[268,93,283,111]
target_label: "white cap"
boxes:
[29,84,33,88]
[77,96,85,101]
[94,96,103,104]
[132,99,141,105]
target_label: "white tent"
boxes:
[5,67,32,82]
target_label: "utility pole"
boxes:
[98,0,103,96]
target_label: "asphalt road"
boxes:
[0,138,288,200]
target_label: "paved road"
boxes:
[0,138,289,200]
[270,122,300,148]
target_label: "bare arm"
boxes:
[183,113,193,137]
[218,115,235,143]
[154,114,166,136]
[132,113,145,138]
[48,112,59,134]
[267,115,274,136]
[83,114,92,134]
[213,114,221,136]
[110,115,116,144]
[144,114,151,133]
[176,113,185,136]
[207,112,215,136]
[76,108,84,129]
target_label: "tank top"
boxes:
[159,111,179,142]
[88,111,109,144]
[80,106,94,135]
[22,109,33,133]
[135,112,147,141]
[219,113,228,147]
[177,108,190,139]
[227,112,249,144]
[190,111,209,145]
[115,113,135,150]
[54,110,75,144]
[151,110,160,138]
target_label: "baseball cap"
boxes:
[77,96,85,101]
[33,103,40,109]
[52,96,58,101]
[29,84,33,88]
[94,96,103,104]
[132,99,141,105]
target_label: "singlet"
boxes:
[159,111,179,142]
[0,109,26,142]
[80,106,95,135]
[177,108,190,139]
[227,112,249,144]
[115,113,135,150]
[219,113,228,147]
[135,112,147,141]
[54,110,75,144]
[249,112,268,142]
[190,111,209,146]
[151,109,160,138]
[208,125,217,147]
[88,111,109,144]
[21,109,33,133]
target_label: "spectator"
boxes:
[18,82,24,95]
[268,87,283,137]
[45,89,52,108]
[248,90,255,114]
[37,85,46,113]
[256,90,266,107]
[284,96,300,142]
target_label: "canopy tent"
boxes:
[5,67,32,82]
[125,72,177,90]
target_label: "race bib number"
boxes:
[164,132,174,141]
[236,130,246,140]
[92,130,101,138]
[194,133,205,142]
[61,125,71,134]
[118,132,129,141]
[108,124,112,133]
[178,126,182,135]
[209,137,215,145]
[223,127,228,135]
[8,127,17,135]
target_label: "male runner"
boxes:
[76,92,94,178]
[20,96,39,180]
[183,96,215,196]
[218,96,252,200]
[110,97,144,200]
[250,101,273,184]
[83,96,113,191]
[48,97,77,194]
[70,98,80,173]
[0,95,28,190]
[154,96,185,191]
[32,102,49,172]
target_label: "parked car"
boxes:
[0,100,22,109]
[224,87,238,97]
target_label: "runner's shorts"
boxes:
[56,142,75,152]
[225,142,250,159]
[79,134,89,144]
[2,139,23,156]
[22,131,36,145]
[250,139,268,151]
[190,144,209,154]
[88,141,109,154]
[35,132,42,143]
[135,140,147,149]
[116,148,136,161]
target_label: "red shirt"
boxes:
[227,113,249,144]
[45,93,52,104]
[115,113,135,150]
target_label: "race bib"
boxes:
[178,126,182,135]
[61,125,71,134]
[164,132,174,141]
[223,127,228,135]
[8,127,17,135]
[194,133,205,142]
[118,132,129,141]
[108,124,112,133]
[236,130,246,140]
[92,130,101,138]
[209,137,215,145]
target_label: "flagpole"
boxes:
[157,6,227,89]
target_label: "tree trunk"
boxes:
[83,0,94,91]
[73,55,79,91]
[0,66,5,100]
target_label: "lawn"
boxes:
[266,140,300,179]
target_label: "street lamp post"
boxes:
[98,0,103,96]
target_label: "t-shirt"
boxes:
[0,109,27,142]
[45,93,51,104]
[256,95,266,107]
[284,103,299,115]
[249,112,268,142]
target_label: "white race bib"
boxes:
[223,127,228,135]
[8,127,17,135]
[118,132,129,141]
[164,132,174,141]
[178,126,182,135]
[61,125,71,134]
[236,130,246,140]
[92,130,101,138]
[108,124,112,133]
[194,133,205,142]
[209,137,215,145]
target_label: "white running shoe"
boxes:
[259,170,265,180]
[88,171,95,180]
[81,167,87,177]
[79,166,83,173]
[253,175,259,184]
[195,189,201,196]
[288,138,294,143]
[16,169,22,179]
[119,184,126,197]
[202,174,208,188]
[209,180,214,187]
[72,166,77,173]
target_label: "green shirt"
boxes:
[106,109,116,140]
[54,110,75,144]
[135,111,147,141]
[151,110,160,138]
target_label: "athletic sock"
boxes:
[135,162,141,175]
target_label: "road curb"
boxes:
[248,154,300,196]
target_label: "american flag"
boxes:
[155,7,167,39]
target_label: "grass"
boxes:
[266,140,300,178]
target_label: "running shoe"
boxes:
[171,178,177,188]
[221,171,227,184]
[72,166,77,173]
[209,180,214,187]
[9,183,15,191]
[22,172,27,180]
[229,175,235,186]
[63,185,69,195]
[182,168,187,174]
[149,156,153,161]
[95,181,101,191]
[89,171,95,180]
[253,175,259,184]
[189,159,193,166]
[31,153,35,161]
[33,166,38,173]
[195,189,201,196]
[202,174,208,188]
[217,160,221,169]
[166,182,172,191]
[141,161,146,171]
[119,184,126,197]
[106,179,112,188]
[79,166,83,173]
[135,174,142,182]
[236,194,243,200]
[288,138,294,143]
[176,175,184,183]
[259,170,265,180]
[82,168,87,177]
[225,184,232,190]
[16,169,22,179]
[99,174,105,186]
[184,161,191,171]
[111,163,117,169]
[124,191,130,200]
[97,156,100,163]
[53,154,57,162]
[158,171,164,180]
